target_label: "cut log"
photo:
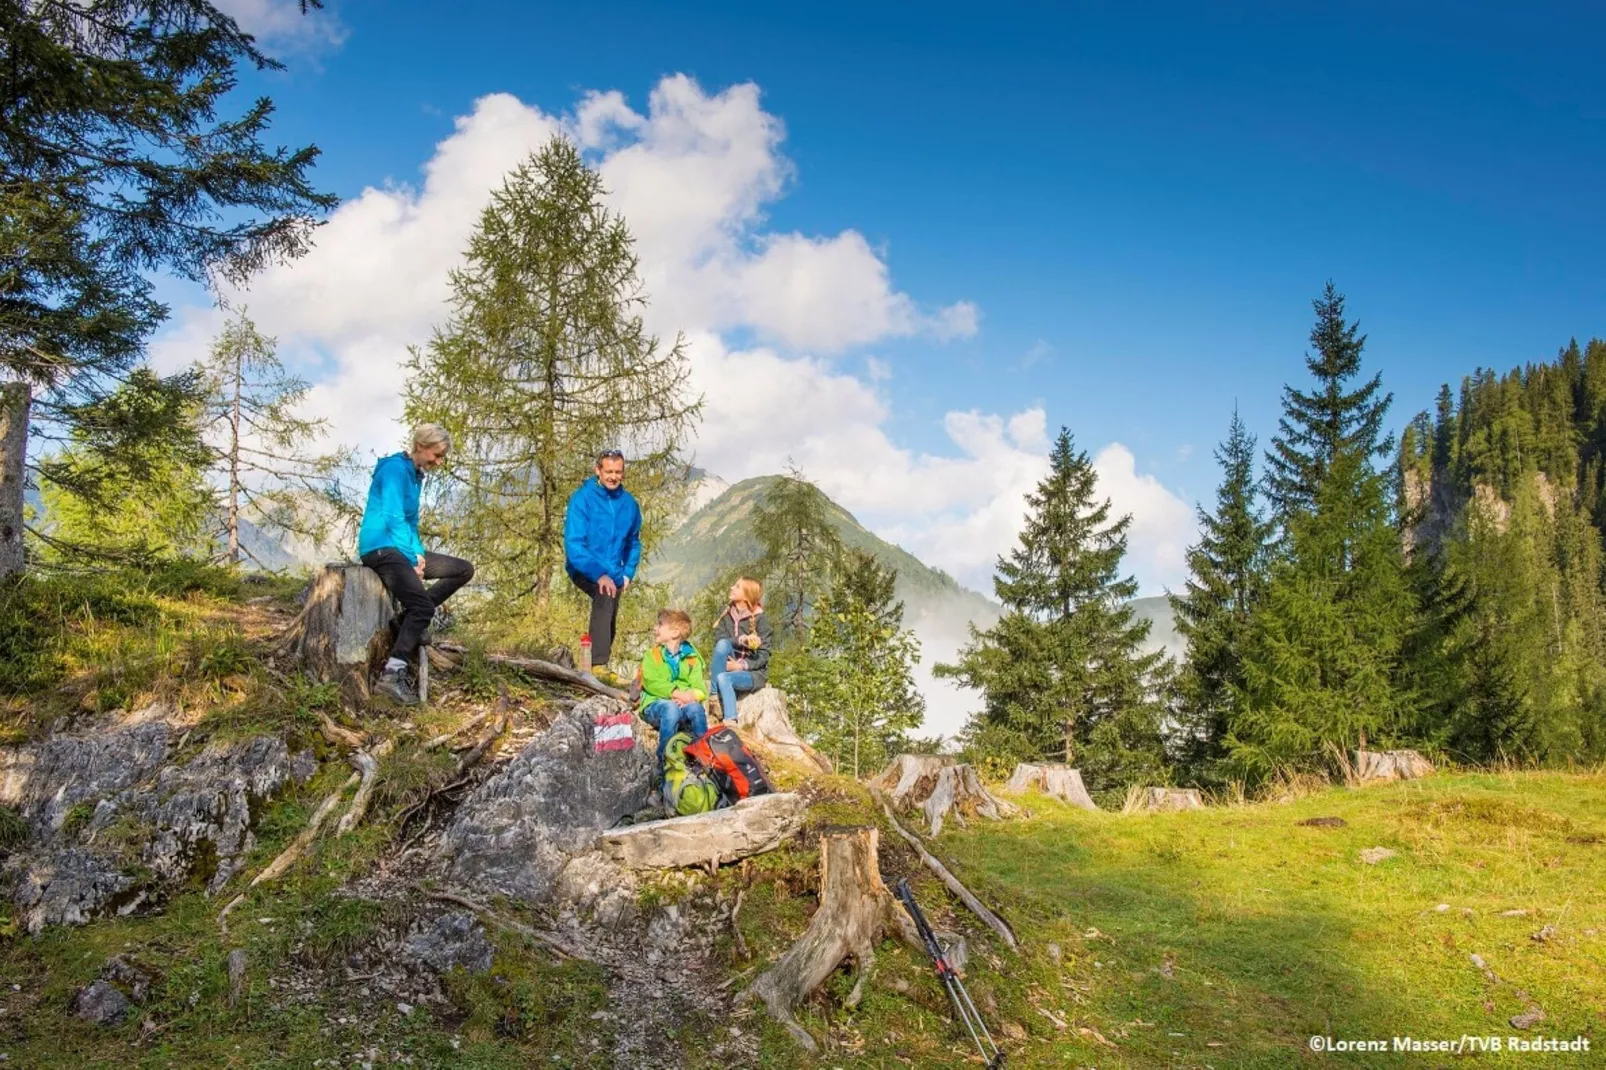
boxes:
[598,793,807,870]
[1143,787,1205,812]
[870,755,1018,837]
[1354,749,1435,782]
[0,382,27,581]
[733,688,832,775]
[1004,762,1098,811]
[745,828,919,1052]
[277,563,395,705]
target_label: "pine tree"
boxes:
[1169,410,1271,779]
[776,549,925,778]
[197,311,351,566]
[936,428,1169,797]
[2,1,334,574]
[404,138,700,635]
[1231,287,1415,779]
[751,470,844,644]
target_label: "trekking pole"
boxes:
[894,877,1005,1069]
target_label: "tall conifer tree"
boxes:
[1169,410,1271,777]
[938,429,1168,796]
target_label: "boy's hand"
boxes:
[671,689,696,705]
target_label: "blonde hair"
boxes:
[657,608,693,642]
[412,423,452,452]
[730,576,763,610]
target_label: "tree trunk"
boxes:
[276,563,396,705]
[745,827,919,1052]
[733,688,833,775]
[868,754,1018,837]
[1004,762,1098,811]
[226,347,242,563]
[0,383,27,581]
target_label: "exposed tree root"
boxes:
[729,888,750,962]
[873,786,1019,950]
[396,701,509,830]
[319,713,367,752]
[420,887,589,962]
[424,711,489,751]
[336,739,394,836]
[219,775,356,934]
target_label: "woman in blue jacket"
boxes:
[563,449,642,687]
[357,424,474,705]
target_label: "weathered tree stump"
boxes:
[1004,762,1098,810]
[734,688,832,775]
[868,755,1018,837]
[597,793,807,870]
[277,563,395,704]
[1142,787,1205,812]
[1354,749,1434,782]
[745,827,919,1052]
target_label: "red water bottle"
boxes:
[579,633,593,673]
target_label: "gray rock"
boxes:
[438,700,655,903]
[103,955,154,1003]
[3,730,316,931]
[403,912,494,975]
[71,979,131,1026]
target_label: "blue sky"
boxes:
[178,0,1606,600]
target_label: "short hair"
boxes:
[595,448,625,465]
[657,608,693,641]
[732,576,764,608]
[412,423,451,452]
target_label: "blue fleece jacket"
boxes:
[356,452,425,561]
[564,476,642,584]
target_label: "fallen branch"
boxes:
[396,706,509,829]
[872,787,1019,951]
[424,711,489,751]
[336,739,395,836]
[729,888,750,962]
[434,641,628,701]
[220,774,357,934]
[421,887,588,962]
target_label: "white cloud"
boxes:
[149,73,1192,739]
[214,0,347,54]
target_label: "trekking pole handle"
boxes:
[894,878,950,968]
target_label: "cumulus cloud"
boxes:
[148,73,1193,737]
[214,0,348,54]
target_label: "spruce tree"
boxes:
[937,428,1168,797]
[197,311,351,566]
[1231,287,1415,778]
[1169,410,1271,779]
[750,470,844,644]
[776,549,925,777]
[404,138,700,636]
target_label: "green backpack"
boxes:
[663,731,722,816]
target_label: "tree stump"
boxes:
[734,688,832,776]
[1004,762,1098,810]
[277,563,396,705]
[1354,749,1434,782]
[868,755,1018,837]
[1142,787,1204,812]
[745,827,918,1052]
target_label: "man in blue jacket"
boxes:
[564,449,642,687]
[357,423,475,705]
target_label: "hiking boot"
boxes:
[592,665,628,689]
[374,666,419,706]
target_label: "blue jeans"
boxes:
[711,639,756,723]
[643,699,707,765]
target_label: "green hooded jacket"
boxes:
[638,641,707,712]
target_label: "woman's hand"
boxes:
[739,633,762,650]
[725,657,744,671]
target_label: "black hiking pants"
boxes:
[569,573,622,666]
[361,548,475,664]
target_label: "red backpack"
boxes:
[685,725,774,803]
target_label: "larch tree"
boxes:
[751,470,844,645]
[403,138,700,636]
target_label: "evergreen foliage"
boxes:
[1230,287,1414,780]
[750,468,844,644]
[403,138,700,639]
[937,428,1169,797]
[1169,409,1271,781]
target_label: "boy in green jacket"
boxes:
[638,608,708,768]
